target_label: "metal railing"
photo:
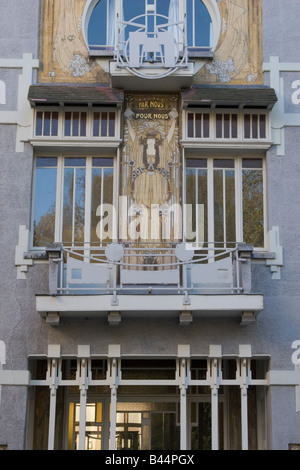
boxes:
[51,242,253,299]
[114,12,189,79]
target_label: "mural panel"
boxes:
[120,93,181,243]
[38,0,263,85]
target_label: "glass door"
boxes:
[67,401,104,450]
[189,400,224,450]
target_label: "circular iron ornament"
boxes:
[117,13,188,80]
[175,243,194,262]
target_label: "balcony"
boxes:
[35,242,263,325]
[109,11,195,90]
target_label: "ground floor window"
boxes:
[28,356,268,450]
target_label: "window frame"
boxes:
[183,109,270,142]
[183,155,267,250]
[31,154,118,249]
[32,107,121,143]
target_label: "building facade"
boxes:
[0,0,299,451]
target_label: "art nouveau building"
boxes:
[0,0,300,451]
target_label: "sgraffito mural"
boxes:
[38,0,263,85]
[120,93,181,243]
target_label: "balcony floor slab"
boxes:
[36,293,263,321]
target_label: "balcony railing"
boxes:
[114,12,189,79]
[47,242,254,301]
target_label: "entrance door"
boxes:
[66,399,180,450]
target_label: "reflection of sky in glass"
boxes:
[88,0,212,47]
[88,0,107,45]
[34,159,57,224]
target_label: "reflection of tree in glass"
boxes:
[91,170,114,243]
[243,170,264,247]
[63,169,86,244]
[33,205,56,247]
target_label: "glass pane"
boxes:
[74,168,86,243]
[65,112,71,136]
[80,112,87,137]
[186,158,207,168]
[186,0,193,46]
[191,403,211,450]
[259,115,266,138]
[187,113,194,137]
[101,112,108,137]
[88,0,108,46]
[243,169,264,247]
[109,112,115,137]
[33,158,57,246]
[52,112,59,136]
[72,112,79,136]
[198,169,208,242]
[187,0,211,47]
[123,0,145,42]
[195,0,212,47]
[93,157,114,167]
[231,114,237,138]
[123,0,145,22]
[151,413,179,450]
[225,169,235,243]
[224,114,230,138]
[36,112,43,136]
[91,168,102,244]
[214,169,224,243]
[43,111,51,136]
[103,168,114,206]
[216,114,222,138]
[63,168,74,243]
[195,114,202,138]
[252,114,258,138]
[185,168,196,242]
[93,112,100,137]
[203,114,210,137]
[214,159,234,168]
[242,158,263,169]
[244,114,250,138]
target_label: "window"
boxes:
[32,156,115,247]
[35,111,59,136]
[33,109,118,140]
[244,113,266,139]
[88,0,116,53]
[187,112,210,138]
[64,112,87,137]
[185,111,268,141]
[85,0,219,55]
[185,157,265,248]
